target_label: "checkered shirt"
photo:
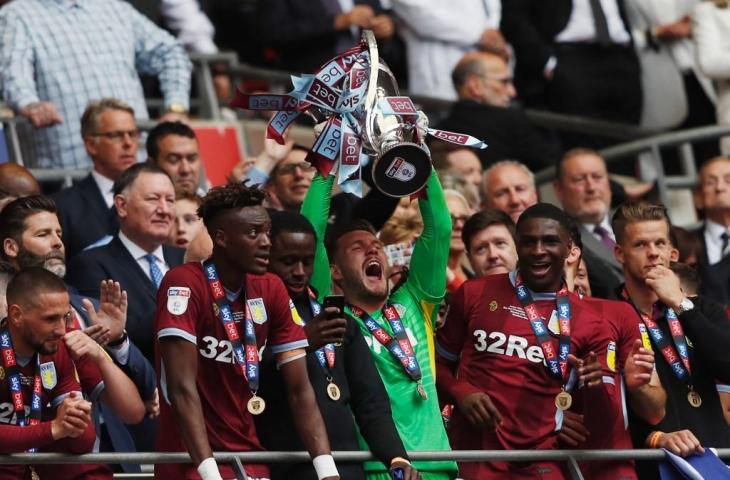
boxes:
[0,0,192,169]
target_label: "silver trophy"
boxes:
[357,31,432,197]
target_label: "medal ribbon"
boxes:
[514,274,571,384]
[0,325,42,452]
[349,304,422,383]
[202,260,259,391]
[305,288,336,371]
[621,288,692,384]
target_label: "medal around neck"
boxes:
[247,394,266,415]
[327,382,341,401]
[555,391,573,411]
[687,390,702,408]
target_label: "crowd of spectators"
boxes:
[3,0,730,479]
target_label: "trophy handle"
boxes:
[363,29,380,153]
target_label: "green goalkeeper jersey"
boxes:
[301,171,457,478]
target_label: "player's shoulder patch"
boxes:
[607,341,617,371]
[289,298,304,326]
[247,298,268,324]
[40,361,57,390]
[167,287,191,315]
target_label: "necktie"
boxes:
[721,232,730,259]
[594,225,616,250]
[588,0,612,47]
[144,253,164,289]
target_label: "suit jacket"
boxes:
[53,174,119,261]
[501,0,633,102]
[695,224,730,306]
[66,236,185,362]
[259,0,384,73]
[579,225,624,300]
[68,288,157,472]
[437,100,559,171]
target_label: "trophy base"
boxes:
[372,143,431,197]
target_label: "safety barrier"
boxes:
[5,449,730,480]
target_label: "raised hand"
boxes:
[304,306,347,351]
[624,339,655,391]
[64,329,105,364]
[458,392,503,429]
[645,266,685,310]
[82,280,128,345]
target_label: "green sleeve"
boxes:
[300,173,335,301]
[405,169,452,303]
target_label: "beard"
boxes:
[21,322,59,355]
[16,247,66,278]
[338,262,389,305]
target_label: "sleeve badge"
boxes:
[607,341,617,372]
[167,287,191,315]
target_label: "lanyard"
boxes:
[0,325,42,452]
[350,303,422,383]
[621,288,692,385]
[305,288,336,372]
[514,274,571,385]
[202,260,259,392]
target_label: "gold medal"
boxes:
[416,383,428,401]
[30,466,40,480]
[247,394,266,415]
[687,390,702,408]
[555,391,572,411]
[326,382,341,401]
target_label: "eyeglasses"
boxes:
[276,161,316,176]
[482,76,514,86]
[451,214,470,225]
[91,129,141,142]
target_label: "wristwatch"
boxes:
[165,103,188,115]
[675,297,695,315]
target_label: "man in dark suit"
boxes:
[67,163,185,363]
[53,98,141,260]
[693,156,730,306]
[259,0,400,75]
[554,148,624,299]
[501,0,641,147]
[0,194,157,472]
[437,52,559,172]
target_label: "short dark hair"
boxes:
[198,182,267,232]
[516,203,571,238]
[326,219,377,263]
[611,201,671,245]
[565,215,583,251]
[113,162,172,196]
[146,121,197,161]
[268,209,316,241]
[670,261,700,295]
[462,209,515,251]
[6,266,67,309]
[0,195,57,260]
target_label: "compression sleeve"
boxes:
[0,422,54,453]
[405,169,452,303]
[300,173,335,301]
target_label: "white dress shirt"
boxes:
[583,215,617,243]
[556,0,631,44]
[91,169,115,209]
[118,231,170,281]
[704,219,730,265]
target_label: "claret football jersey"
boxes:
[436,273,615,478]
[154,262,308,480]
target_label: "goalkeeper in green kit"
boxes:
[301,169,458,480]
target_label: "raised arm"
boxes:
[405,169,452,303]
[300,173,336,300]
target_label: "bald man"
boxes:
[0,163,41,211]
[437,51,559,172]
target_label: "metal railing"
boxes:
[4,449,729,480]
